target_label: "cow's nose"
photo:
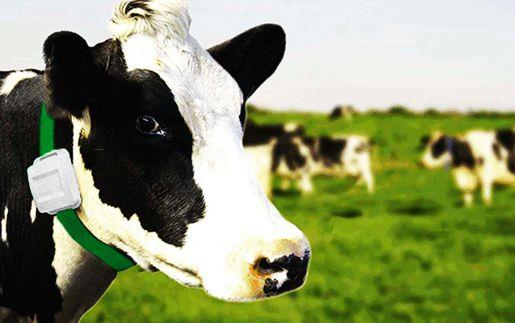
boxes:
[255,251,310,297]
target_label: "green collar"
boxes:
[40,104,135,271]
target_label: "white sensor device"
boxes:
[27,149,81,215]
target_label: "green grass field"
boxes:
[83,111,515,322]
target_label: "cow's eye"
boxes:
[136,116,166,136]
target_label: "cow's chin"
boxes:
[151,260,203,288]
[143,256,267,302]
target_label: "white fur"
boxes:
[245,141,276,197]
[1,208,7,245]
[0,71,37,96]
[337,135,375,193]
[110,0,190,42]
[64,0,310,302]
[51,218,116,322]
[29,202,37,224]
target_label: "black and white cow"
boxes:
[244,123,374,195]
[0,1,311,321]
[278,135,375,194]
[243,121,305,196]
[420,129,515,206]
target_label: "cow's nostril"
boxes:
[261,252,310,297]
[255,257,284,275]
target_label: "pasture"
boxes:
[83,110,515,322]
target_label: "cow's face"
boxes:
[420,133,452,168]
[43,0,310,301]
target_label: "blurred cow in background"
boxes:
[243,121,306,196]
[329,105,354,121]
[244,122,375,196]
[420,128,515,206]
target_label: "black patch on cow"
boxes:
[43,32,102,118]
[328,106,342,120]
[208,24,286,119]
[495,129,515,173]
[301,136,319,161]
[496,129,515,150]
[124,0,154,17]
[318,137,346,167]
[450,139,475,168]
[430,135,447,158]
[272,136,307,172]
[243,120,305,147]
[0,75,63,321]
[208,23,288,141]
[78,68,205,247]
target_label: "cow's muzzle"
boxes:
[255,251,310,296]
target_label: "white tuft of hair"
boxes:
[109,0,191,42]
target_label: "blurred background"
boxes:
[2,1,515,322]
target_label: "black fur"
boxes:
[430,135,448,159]
[243,120,304,146]
[317,137,346,167]
[0,74,63,321]
[272,135,307,172]
[496,129,515,173]
[496,129,515,151]
[328,106,342,120]
[450,139,475,168]
[43,32,101,118]
[208,24,286,125]
[125,0,154,17]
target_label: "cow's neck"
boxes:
[50,114,117,322]
[51,197,116,322]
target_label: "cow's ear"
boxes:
[208,24,286,100]
[43,31,99,118]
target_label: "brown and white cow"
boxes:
[420,129,515,206]
[0,1,311,321]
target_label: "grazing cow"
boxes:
[243,121,305,196]
[0,1,311,321]
[300,135,375,194]
[328,105,354,121]
[420,129,515,206]
[244,122,375,195]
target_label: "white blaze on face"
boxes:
[97,0,310,301]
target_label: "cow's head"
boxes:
[419,132,453,168]
[43,0,310,301]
